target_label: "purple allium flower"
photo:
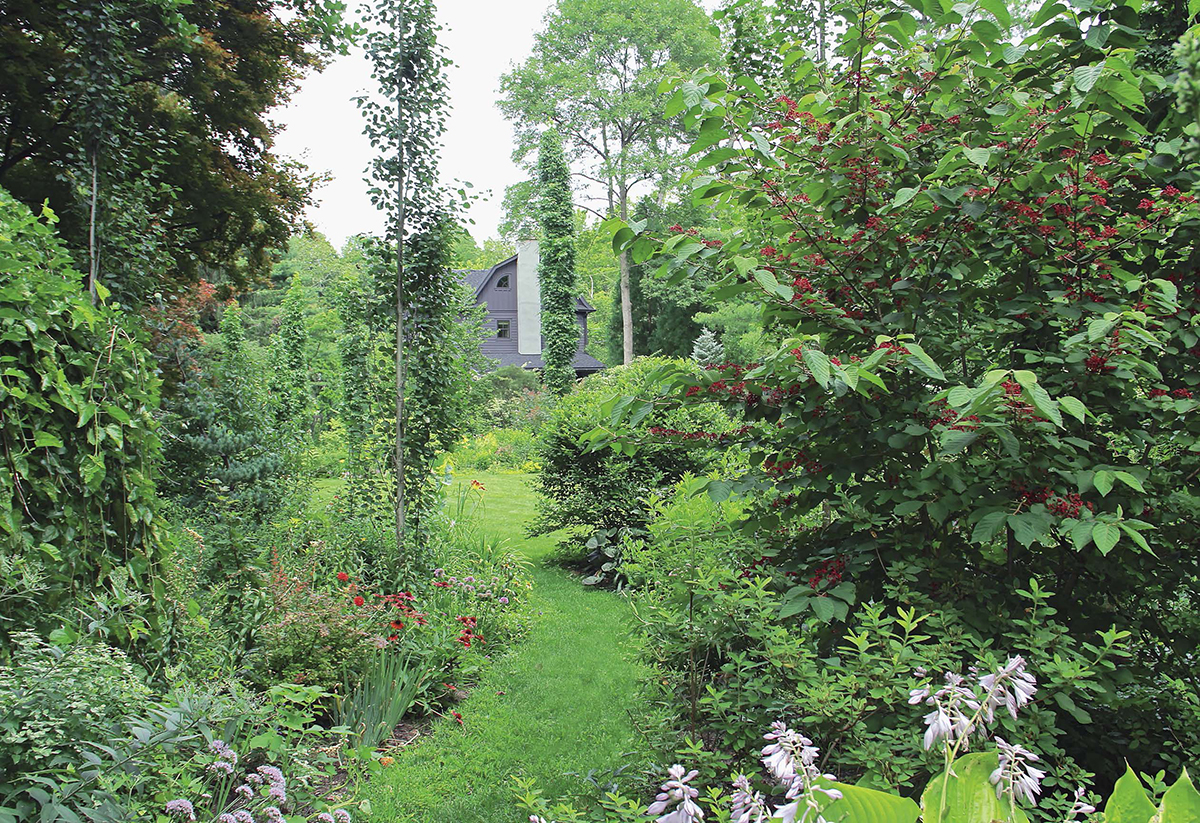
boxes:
[434,568,445,577]
[218,814,237,823]
[233,812,255,823]
[333,810,352,823]
[246,773,263,786]
[269,785,287,803]
[207,760,235,776]
[235,784,253,799]
[647,764,704,823]
[465,576,475,583]
[989,737,1046,807]
[448,577,458,584]
[256,765,285,787]
[317,814,335,823]
[165,799,196,821]
[263,809,284,823]
[499,597,509,604]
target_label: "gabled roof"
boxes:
[454,254,596,312]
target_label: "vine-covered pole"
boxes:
[394,4,407,547]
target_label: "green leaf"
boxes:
[1053,691,1093,723]
[1113,471,1145,492]
[1059,396,1086,423]
[802,347,832,388]
[964,147,992,167]
[1092,522,1120,555]
[977,0,1012,27]
[1002,43,1030,63]
[1104,764,1156,823]
[811,594,849,623]
[892,187,919,208]
[921,752,1031,823]
[971,510,1009,544]
[905,343,946,381]
[1008,513,1048,548]
[1070,518,1094,551]
[1094,470,1115,496]
[780,590,811,619]
[1161,768,1200,823]
[816,779,920,823]
[33,432,63,448]
[940,428,979,454]
[1073,64,1105,93]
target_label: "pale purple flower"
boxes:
[499,597,509,604]
[218,815,237,823]
[333,810,352,823]
[989,737,1046,807]
[256,765,285,787]
[434,568,445,576]
[979,656,1037,722]
[448,577,458,584]
[269,785,287,803]
[165,799,196,821]
[233,812,255,823]
[207,760,235,776]
[730,775,770,823]
[646,764,704,823]
[317,814,335,823]
[209,740,238,764]
[465,576,475,583]
[1067,786,1096,819]
[263,809,284,823]
[235,784,254,799]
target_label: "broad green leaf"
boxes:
[1052,691,1093,723]
[1070,518,1094,551]
[802,347,832,388]
[1103,764,1155,823]
[971,510,1009,544]
[1008,513,1048,547]
[905,343,946,381]
[1092,522,1120,555]
[1019,382,1063,427]
[1073,64,1105,93]
[941,428,979,454]
[921,752,1031,823]
[964,147,992,167]
[892,187,919,208]
[977,0,1012,27]
[1114,471,1145,492]
[1094,470,1115,496]
[1002,43,1029,63]
[811,594,849,622]
[34,432,63,448]
[1059,396,1086,423]
[1160,768,1200,823]
[816,779,920,823]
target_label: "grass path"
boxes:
[361,472,648,823]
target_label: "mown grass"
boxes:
[360,471,651,823]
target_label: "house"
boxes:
[460,239,606,377]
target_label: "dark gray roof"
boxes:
[491,349,607,374]
[454,256,596,313]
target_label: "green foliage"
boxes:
[450,429,540,473]
[270,275,312,445]
[0,633,151,788]
[0,0,354,303]
[538,129,579,395]
[692,327,724,364]
[334,651,426,749]
[0,191,162,646]
[604,0,1200,783]
[532,358,730,573]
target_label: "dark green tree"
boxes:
[537,130,578,394]
[271,275,312,444]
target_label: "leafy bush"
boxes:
[0,633,151,786]
[603,0,1200,783]
[533,358,732,573]
[0,191,163,647]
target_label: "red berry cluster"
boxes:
[647,425,751,442]
[1048,494,1094,519]
[927,398,980,431]
[808,557,846,589]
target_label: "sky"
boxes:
[272,0,557,250]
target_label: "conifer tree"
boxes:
[692,327,724,365]
[272,275,311,441]
[537,129,578,395]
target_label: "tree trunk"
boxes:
[88,147,99,305]
[619,184,633,364]
[394,24,407,550]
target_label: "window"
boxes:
[496,274,510,289]
[496,320,511,339]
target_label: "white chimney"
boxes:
[516,238,541,355]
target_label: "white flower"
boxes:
[647,765,704,823]
[989,737,1045,807]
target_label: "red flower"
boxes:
[433,580,450,588]
[1138,198,1155,210]
[337,572,349,583]
[353,595,365,607]
[391,620,405,630]
[1172,388,1194,399]
[451,711,464,725]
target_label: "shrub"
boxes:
[532,358,732,574]
[0,191,163,647]
[604,0,1200,783]
[449,428,539,472]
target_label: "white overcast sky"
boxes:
[273,0,718,250]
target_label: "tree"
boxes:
[691,327,723,364]
[537,130,579,394]
[498,0,720,365]
[607,0,1200,785]
[0,0,352,304]
[271,275,311,443]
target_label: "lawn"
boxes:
[359,471,651,823]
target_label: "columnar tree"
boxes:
[537,129,579,395]
[498,0,721,365]
[271,275,311,444]
[357,0,467,552]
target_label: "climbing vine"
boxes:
[537,129,579,395]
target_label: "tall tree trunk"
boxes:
[88,146,99,305]
[394,19,407,550]
[619,183,633,364]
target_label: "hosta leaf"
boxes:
[1103,764,1155,823]
[921,752,1031,823]
[816,779,920,823]
[1160,768,1200,823]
